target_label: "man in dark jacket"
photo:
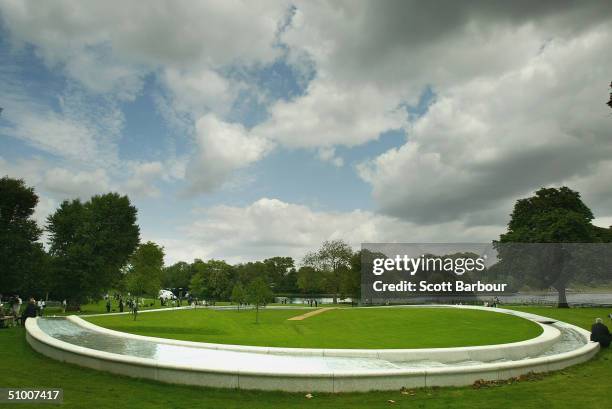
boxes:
[591,318,611,348]
[21,298,38,326]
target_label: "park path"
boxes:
[287,307,336,321]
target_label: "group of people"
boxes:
[104,296,142,319]
[0,295,41,326]
[305,298,319,307]
[483,297,501,308]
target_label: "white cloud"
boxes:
[185,114,273,193]
[317,146,343,167]
[42,167,112,198]
[252,80,406,148]
[0,0,289,98]
[158,198,502,264]
[160,68,237,119]
[359,26,612,225]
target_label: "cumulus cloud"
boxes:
[317,147,344,167]
[359,26,612,225]
[159,198,502,264]
[252,80,406,148]
[0,0,288,96]
[185,114,273,193]
[2,0,612,259]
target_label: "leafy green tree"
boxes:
[188,259,234,302]
[125,241,164,298]
[263,256,294,291]
[498,187,611,307]
[162,261,192,289]
[296,266,325,295]
[189,271,207,300]
[235,261,268,287]
[0,176,46,295]
[47,193,139,306]
[303,240,353,303]
[230,283,247,310]
[343,250,364,303]
[247,277,272,323]
[277,267,299,293]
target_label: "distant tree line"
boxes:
[1,175,611,309]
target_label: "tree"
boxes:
[230,283,247,310]
[0,177,45,295]
[125,241,164,298]
[47,193,140,306]
[263,256,295,291]
[297,266,325,295]
[302,240,353,303]
[498,187,610,307]
[343,251,363,304]
[247,278,272,323]
[188,259,234,303]
[162,261,192,289]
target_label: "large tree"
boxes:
[498,186,611,307]
[0,176,46,295]
[302,240,353,304]
[263,256,295,291]
[162,261,192,289]
[189,259,234,302]
[125,241,164,298]
[296,266,325,295]
[47,193,140,305]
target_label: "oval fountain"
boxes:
[25,305,599,392]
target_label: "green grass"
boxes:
[85,307,542,349]
[1,306,611,408]
[42,298,170,316]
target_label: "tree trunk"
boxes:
[557,286,569,308]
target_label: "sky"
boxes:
[1,1,611,265]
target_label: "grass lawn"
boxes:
[41,297,170,316]
[85,307,542,348]
[1,306,611,409]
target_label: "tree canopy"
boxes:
[46,193,140,305]
[498,186,612,307]
[302,239,353,303]
[0,176,46,296]
[125,241,165,297]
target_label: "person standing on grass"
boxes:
[11,295,21,318]
[132,298,138,320]
[106,299,111,313]
[119,298,124,313]
[21,298,37,325]
[62,299,67,313]
[591,318,611,348]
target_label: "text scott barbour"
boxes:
[370,254,508,293]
